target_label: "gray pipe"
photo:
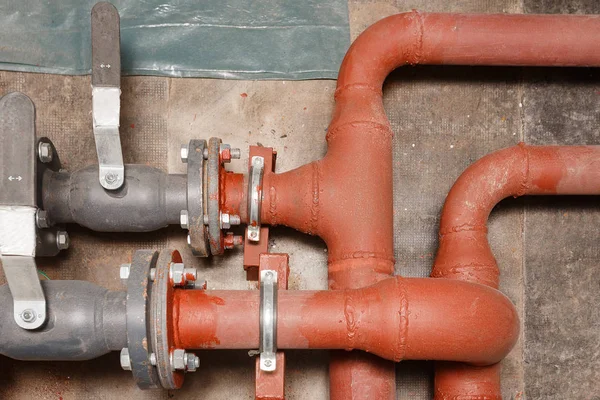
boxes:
[42,165,186,232]
[0,281,126,361]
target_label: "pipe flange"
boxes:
[126,250,160,389]
[207,137,223,255]
[150,249,186,389]
[186,139,210,257]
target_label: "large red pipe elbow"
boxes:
[173,277,519,366]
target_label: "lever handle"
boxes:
[91,2,124,190]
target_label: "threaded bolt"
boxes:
[224,232,244,250]
[230,148,241,159]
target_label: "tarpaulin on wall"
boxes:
[0,1,350,80]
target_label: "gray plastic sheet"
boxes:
[0,1,350,80]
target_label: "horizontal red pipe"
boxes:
[173,276,519,366]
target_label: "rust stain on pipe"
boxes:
[221,11,600,398]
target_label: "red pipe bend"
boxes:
[173,276,519,365]
[432,144,600,287]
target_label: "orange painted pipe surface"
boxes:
[224,11,600,398]
[173,276,519,365]
[432,144,600,398]
[220,170,245,218]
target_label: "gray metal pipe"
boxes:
[0,281,126,361]
[42,165,186,232]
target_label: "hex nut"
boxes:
[56,231,70,250]
[170,263,185,286]
[104,172,118,184]
[219,144,232,162]
[220,213,231,229]
[120,348,132,371]
[186,353,199,372]
[171,349,187,371]
[38,142,53,163]
[36,209,51,229]
[180,144,189,163]
[120,264,131,280]
[21,309,36,323]
[180,210,189,229]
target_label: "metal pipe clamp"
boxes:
[259,269,278,371]
[247,156,264,242]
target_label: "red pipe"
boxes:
[173,276,519,366]
[433,144,600,287]
[432,144,600,398]
[223,12,600,398]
